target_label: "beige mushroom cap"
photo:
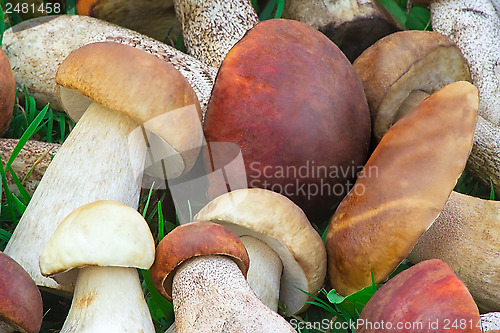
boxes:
[56,41,203,178]
[194,188,327,314]
[353,30,471,141]
[39,200,155,281]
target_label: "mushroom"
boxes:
[0,139,60,198]
[4,41,203,293]
[357,259,482,333]
[408,191,500,311]
[203,18,371,219]
[193,188,327,315]
[76,0,180,42]
[481,313,500,332]
[0,251,43,333]
[407,0,500,192]
[325,81,478,296]
[39,200,155,332]
[149,220,296,332]
[3,15,216,115]
[173,0,259,68]
[0,48,16,135]
[282,0,402,61]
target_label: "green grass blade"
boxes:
[378,0,408,27]
[142,185,155,218]
[0,228,12,242]
[259,0,277,20]
[140,269,174,319]
[65,0,77,15]
[0,4,5,47]
[0,158,18,223]
[274,0,284,18]
[490,180,496,200]
[5,165,30,204]
[157,201,165,241]
[45,108,53,142]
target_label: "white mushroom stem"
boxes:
[4,15,216,116]
[240,235,283,312]
[481,312,500,331]
[173,0,259,68]
[60,266,154,333]
[4,102,146,292]
[172,255,296,332]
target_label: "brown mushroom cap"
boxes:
[150,221,249,301]
[56,41,203,178]
[0,48,16,135]
[193,188,327,314]
[0,251,43,333]
[353,30,470,142]
[325,81,478,296]
[357,259,482,333]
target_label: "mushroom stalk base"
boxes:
[240,235,283,312]
[172,255,296,332]
[61,266,154,333]
[4,102,146,292]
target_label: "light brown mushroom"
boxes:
[408,191,500,312]
[4,42,203,293]
[193,188,327,315]
[150,221,296,332]
[325,81,478,296]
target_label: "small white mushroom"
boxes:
[39,200,156,332]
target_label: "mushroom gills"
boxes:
[60,266,154,333]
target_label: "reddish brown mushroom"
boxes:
[0,251,43,333]
[0,48,16,135]
[357,259,482,333]
[204,18,371,219]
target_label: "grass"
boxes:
[0,1,497,332]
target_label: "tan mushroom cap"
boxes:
[0,48,16,135]
[408,191,500,312]
[326,81,478,296]
[56,41,203,177]
[193,188,327,314]
[150,221,249,302]
[357,259,482,333]
[0,251,43,333]
[353,30,471,141]
[39,200,155,282]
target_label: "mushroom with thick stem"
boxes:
[357,259,482,333]
[150,221,296,332]
[203,18,371,219]
[0,48,16,135]
[173,0,259,68]
[3,15,216,115]
[0,251,43,333]
[193,188,327,315]
[282,0,402,61]
[39,200,156,332]
[76,0,180,42]
[325,81,478,296]
[4,41,203,293]
[408,191,500,312]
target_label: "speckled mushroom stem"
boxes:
[0,322,13,333]
[240,236,283,311]
[173,0,259,68]
[3,15,216,117]
[172,255,296,332]
[60,266,154,333]
[429,0,500,193]
[4,103,146,292]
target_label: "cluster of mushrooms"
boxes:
[0,0,499,332]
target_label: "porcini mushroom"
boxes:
[4,41,203,292]
[0,48,16,135]
[282,0,402,61]
[3,15,216,114]
[0,251,43,333]
[39,200,155,332]
[408,191,500,311]
[76,0,179,42]
[149,221,296,332]
[204,18,371,219]
[325,81,478,296]
[173,0,259,67]
[357,259,482,333]
[193,188,326,314]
